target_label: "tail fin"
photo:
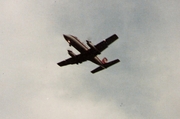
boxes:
[102,57,108,64]
[91,59,120,74]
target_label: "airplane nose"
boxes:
[63,34,70,42]
[63,34,71,44]
[63,34,68,39]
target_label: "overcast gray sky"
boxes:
[0,0,180,119]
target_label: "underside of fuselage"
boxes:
[63,34,103,66]
[65,35,88,53]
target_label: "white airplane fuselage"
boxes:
[63,34,104,66]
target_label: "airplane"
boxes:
[57,34,120,73]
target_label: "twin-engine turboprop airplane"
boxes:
[57,34,120,73]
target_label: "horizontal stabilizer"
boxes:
[91,59,120,74]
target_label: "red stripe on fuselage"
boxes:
[69,35,89,53]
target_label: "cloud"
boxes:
[0,0,180,119]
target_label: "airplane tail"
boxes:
[91,59,120,74]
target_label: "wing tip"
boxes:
[116,59,120,62]
[57,62,64,67]
[113,34,119,39]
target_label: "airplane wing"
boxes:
[95,34,118,53]
[57,57,78,67]
[57,54,87,67]
[91,59,120,74]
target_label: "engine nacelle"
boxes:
[86,40,100,54]
[68,50,76,57]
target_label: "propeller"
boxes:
[86,37,92,46]
[87,37,92,41]
[67,48,73,52]
[86,40,91,43]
